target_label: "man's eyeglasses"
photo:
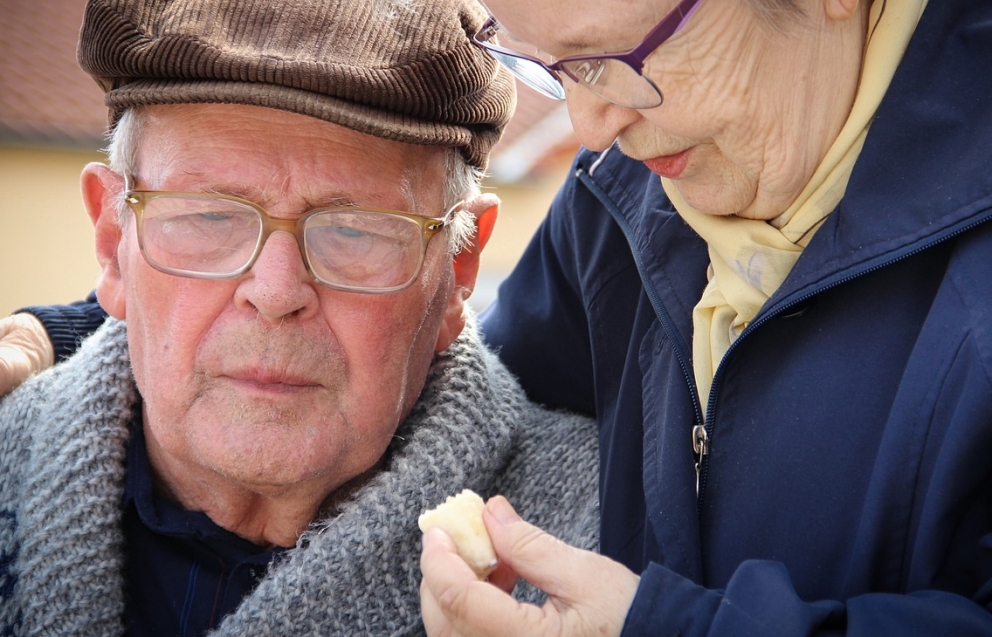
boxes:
[473,0,704,109]
[123,179,458,294]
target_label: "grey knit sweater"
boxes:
[0,318,599,636]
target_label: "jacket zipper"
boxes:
[692,424,709,497]
[578,160,992,514]
[577,166,712,505]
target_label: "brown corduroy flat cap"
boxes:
[77,0,516,170]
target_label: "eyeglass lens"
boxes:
[558,59,663,108]
[304,211,422,289]
[496,52,662,108]
[487,50,567,99]
[477,20,665,108]
[138,194,427,291]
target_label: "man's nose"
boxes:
[563,84,642,152]
[234,231,319,321]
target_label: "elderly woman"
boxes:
[421,0,992,636]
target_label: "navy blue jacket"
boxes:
[481,1,992,635]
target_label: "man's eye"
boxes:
[333,225,370,238]
[197,212,235,221]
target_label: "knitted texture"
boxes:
[0,318,599,636]
[0,320,134,636]
[76,0,516,170]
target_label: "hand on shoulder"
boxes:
[0,313,55,396]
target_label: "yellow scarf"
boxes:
[663,0,927,417]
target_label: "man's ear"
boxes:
[434,193,500,352]
[823,0,859,21]
[81,163,127,319]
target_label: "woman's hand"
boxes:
[420,495,640,637]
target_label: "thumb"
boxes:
[483,496,595,602]
[483,495,640,637]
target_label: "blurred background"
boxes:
[0,0,580,317]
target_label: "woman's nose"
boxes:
[563,82,642,152]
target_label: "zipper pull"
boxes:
[692,424,709,497]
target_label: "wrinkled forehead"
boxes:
[133,104,449,211]
[482,0,674,54]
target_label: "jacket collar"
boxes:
[770,0,992,313]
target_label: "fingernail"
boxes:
[488,496,521,526]
[424,527,450,545]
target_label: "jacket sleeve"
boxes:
[479,161,596,415]
[622,560,992,637]
[17,291,109,363]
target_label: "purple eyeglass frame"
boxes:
[474,0,704,100]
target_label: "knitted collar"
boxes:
[13,318,521,636]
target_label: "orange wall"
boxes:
[0,143,567,318]
[0,145,104,317]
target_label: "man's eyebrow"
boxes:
[178,172,362,209]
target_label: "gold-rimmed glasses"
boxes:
[123,178,458,294]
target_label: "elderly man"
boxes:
[0,0,599,635]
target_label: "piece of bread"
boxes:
[419,489,498,577]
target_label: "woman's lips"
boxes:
[644,149,691,179]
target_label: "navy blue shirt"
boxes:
[123,414,284,636]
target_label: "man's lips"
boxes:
[644,149,691,179]
[222,370,321,393]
